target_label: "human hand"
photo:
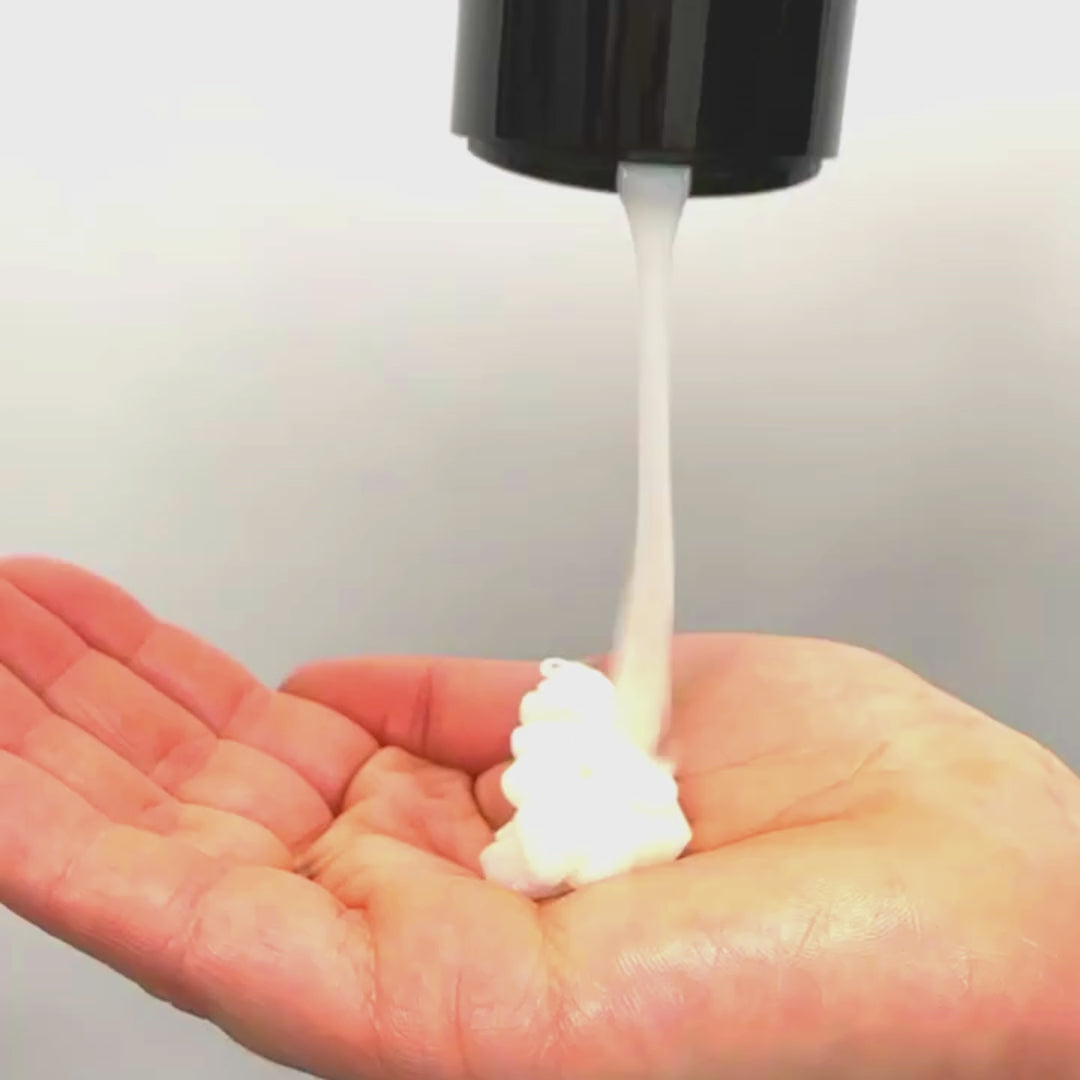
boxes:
[1,557,1079,1080]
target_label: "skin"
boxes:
[1,557,1079,1079]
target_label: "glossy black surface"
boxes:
[452,0,857,196]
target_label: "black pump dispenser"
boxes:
[452,0,857,196]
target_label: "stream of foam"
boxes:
[478,163,694,898]
[611,163,692,755]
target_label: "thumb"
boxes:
[280,656,540,775]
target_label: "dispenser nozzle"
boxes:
[452,0,857,197]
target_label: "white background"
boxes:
[2,1,1079,1076]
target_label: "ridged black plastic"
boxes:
[452,0,857,196]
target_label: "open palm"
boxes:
[2,558,1079,1080]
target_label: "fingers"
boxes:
[282,656,542,775]
[0,563,229,779]
[1,557,379,810]
[0,662,291,865]
[0,556,245,727]
[0,576,87,690]
[25,631,328,847]
[0,661,165,823]
[0,559,376,837]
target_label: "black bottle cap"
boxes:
[452,0,857,196]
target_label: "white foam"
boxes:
[480,164,693,898]
[479,660,692,899]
